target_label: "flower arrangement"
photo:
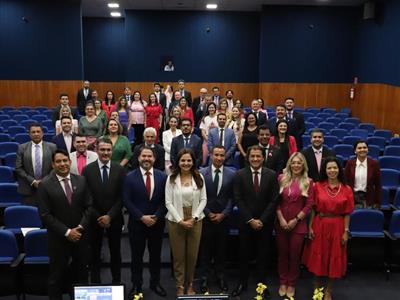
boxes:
[313,287,324,300]
[254,283,268,300]
[133,292,143,300]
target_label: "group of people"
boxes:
[13,80,384,300]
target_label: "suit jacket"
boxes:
[200,166,235,216]
[52,133,76,153]
[170,134,202,167]
[82,160,126,221]
[52,105,78,127]
[268,117,296,137]
[15,141,57,196]
[288,111,305,149]
[301,146,335,182]
[77,88,93,115]
[179,89,192,107]
[251,111,267,125]
[233,167,279,227]
[37,172,93,242]
[123,168,167,225]
[192,96,205,123]
[131,143,165,171]
[69,151,99,175]
[195,102,208,127]
[262,144,285,174]
[344,158,382,207]
[207,127,236,165]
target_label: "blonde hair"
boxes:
[59,105,72,119]
[279,152,310,197]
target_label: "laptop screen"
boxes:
[73,284,125,300]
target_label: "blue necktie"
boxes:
[102,165,108,183]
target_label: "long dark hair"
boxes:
[170,148,203,189]
[319,156,346,184]
[244,112,259,127]
[104,90,116,105]
[273,119,289,145]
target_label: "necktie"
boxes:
[253,171,260,193]
[264,146,269,161]
[184,137,189,147]
[63,178,72,204]
[315,151,322,172]
[34,144,42,179]
[145,171,151,199]
[102,165,109,183]
[219,129,224,145]
[214,169,220,194]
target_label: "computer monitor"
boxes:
[73,284,125,300]
[176,295,230,300]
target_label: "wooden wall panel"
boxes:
[1,80,399,133]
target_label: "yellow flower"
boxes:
[254,296,263,300]
[312,287,324,300]
[204,292,209,295]
[285,297,295,300]
[133,292,143,300]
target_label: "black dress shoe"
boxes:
[150,283,167,297]
[231,283,247,297]
[218,278,229,292]
[200,278,209,293]
[129,286,143,298]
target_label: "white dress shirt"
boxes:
[140,167,155,199]
[354,158,368,192]
[97,159,111,182]
[62,131,73,153]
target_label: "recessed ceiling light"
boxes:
[110,12,121,17]
[206,4,218,9]
[108,3,120,8]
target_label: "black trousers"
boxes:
[238,224,273,284]
[199,218,229,280]
[132,124,145,147]
[90,216,123,283]
[129,219,165,287]
[48,236,89,300]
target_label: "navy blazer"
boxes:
[52,133,76,153]
[200,166,235,216]
[170,134,202,167]
[207,127,237,165]
[123,168,167,225]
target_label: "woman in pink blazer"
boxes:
[276,152,314,298]
[269,119,298,166]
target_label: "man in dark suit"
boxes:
[212,86,222,106]
[178,79,192,107]
[37,149,92,300]
[257,125,284,174]
[153,82,166,109]
[82,137,126,284]
[76,80,92,116]
[268,104,297,137]
[131,127,165,171]
[52,116,76,153]
[15,123,57,206]
[199,146,235,293]
[124,146,167,298]
[195,95,214,127]
[124,86,133,105]
[170,118,202,168]
[250,99,267,125]
[231,145,279,298]
[192,87,207,125]
[285,97,306,149]
[207,113,236,166]
[52,93,79,127]
[301,128,336,181]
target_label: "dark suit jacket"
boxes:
[268,117,296,137]
[251,111,267,126]
[344,158,382,207]
[301,146,335,182]
[15,141,57,196]
[192,96,205,122]
[82,161,126,221]
[263,144,285,174]
[131,143,165,171]
[77,88,93,115]
[170,134,202,168]
[123,168,167,229]
[52,105,78,126]
[289,111,306,149]
[52,133,76,153]
[200,166,235,216]
[233,167,279,227]
[37,172,93,242]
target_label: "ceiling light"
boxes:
[108,3,120,8]
[110,12,121,17]
[206,4,218,9]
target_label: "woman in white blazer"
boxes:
[162,116,182,174]
[165,148,207,296]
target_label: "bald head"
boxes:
[200,88,207,98]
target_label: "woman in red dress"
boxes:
[145,92,163,142]
[276,152,314,298]
[178,97,194,125]
[302,157,354,300]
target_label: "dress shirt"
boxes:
[84,88,89,98]
[312,146,323,171]
[97,159,111,182]
[155,92,160,101]
[31,141,43,178]
[183,135,191,147]
[354,158,368,192]
[140,167,155,199]
[259,143,270,160]
[211,165,224,195]
[250,167,261,186]
[62,131,73,153]
[55,173,73,237]
[287,110,294,120]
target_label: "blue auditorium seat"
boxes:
[323,135,338,149]
[306,108,320,114]
[0,142,19,159]
[338,122,356,131]
[390,137,400,145]
[374,129,392,142]
[367,136,386,151]
[384,146,400,157]
[4,206,42,234]
[326,117,341,125]
[350,129,368,140]
[13,114,29,123]
[31,115,48,123]
[14,133,31,144]
[342,136,359,146]
[379,156,400,171]
[358,123,375,136]
[0,183,22,208]
[330,129,347,142]
[3,153,17,168]
[334,112,349,120]
[322,108,336,114]
[0,166,15,183]
[0,119,18,131]
[350,209,384,237]
[0,115,10,122]
[333,144,353,160]
[0,133,11,142]
[302,112,314,120]
[318,122,335,132]
[380,168,400,190]
[388,211,400,238]
[8,126,26,138]
[316,113,331,119]
[344,117,361,126]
